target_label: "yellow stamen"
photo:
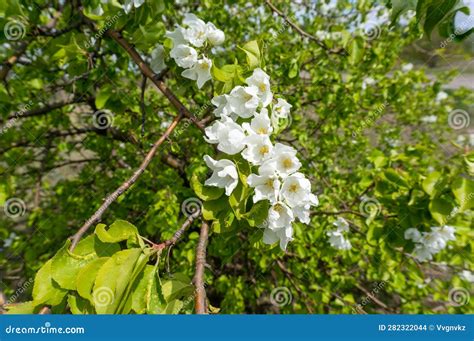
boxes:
[259,145,270,155]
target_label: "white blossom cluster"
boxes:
[326,217,352,250]
[166,14,225,89]
[404,225,456,262]
[202,68,318,250]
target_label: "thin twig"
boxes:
[105,29,204,132]
[153,210,201,250]
[194,220,209,314]
[69,113,183,250]
[264,0,346,55]
[140,74,147,137]
[276,260,314,313]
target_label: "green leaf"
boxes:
[68,294,94,314]
[95,86,112,109]
[452,177,474,211]
[243,200,270,227]
[5,301,37,314]
[422,171,442,197]
[191,173,224,201]
[51,237,119,290]
[93,248,142,314]
[32,260,68,306]
[164,299,184,314]
[76,257,109,301]
[131,265,157,314]
[423,0,459,38]
[348,37,364,65]
[202,199,229,221]
[161,279,193,302]
[390,0,417,23]
[384,169,409,188]
[429,197,454,225]
[95,220,138,244]
[238,40,261,69]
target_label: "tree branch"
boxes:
[194,220,209,314]
[69,113,184,250]
[264,0,346,55]
[104,29,205,132]
[153,210,201,250]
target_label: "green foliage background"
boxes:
[0,0,473,314]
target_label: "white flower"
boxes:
[246,68,273,107]
[437,225,456,242]
[203,155,238,196]
[242,134,273,165]
[150,45,166,73]
[181,56,212,89]
[436,91,448,102]
[333,217,349,232]
[271,98,292,128]
[211,95,235,119]
[267,202,294,230]
[420,115,437,123]
[228,86,260,118]
[402,63,413,72]
[412,244,434,262]
[204,116,246,155]
[272,98,291,119]
[326,217,351,250]
[460,270,474,283]
[326,230,352,250]
[123,0,145,14]
[170,44,198,68]
[420,231,446,251]
[165,26,187,47]
[183,14,208,47]
[280,172,317,208]
[404,228,421,242]
[91,4,104,16]
[362,77,375,90]
[242,108,273,136]
[206,22,225,45]
[247,163,280,204]
[264,143,301,178]
[263,225,293,251]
